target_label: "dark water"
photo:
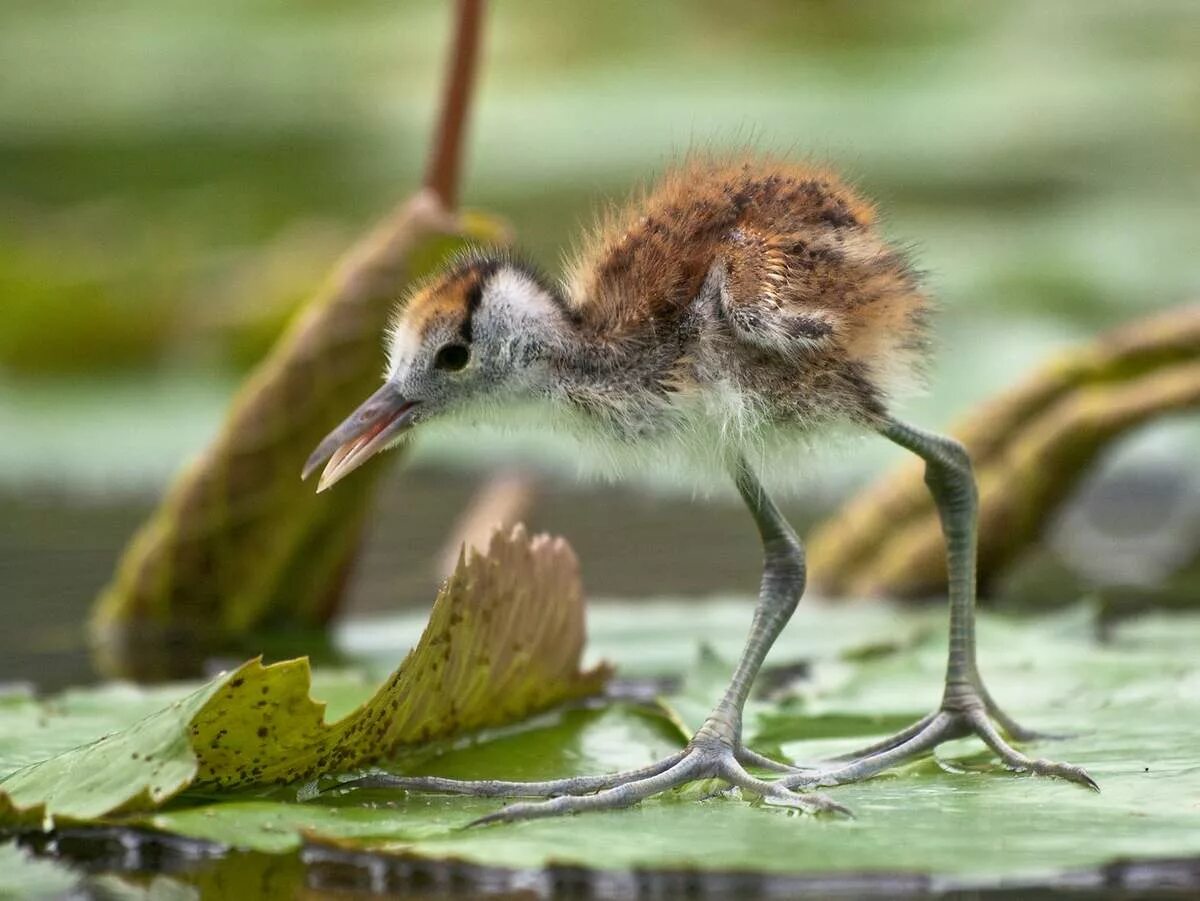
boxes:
[13,825,1200,899]
[5,448,1199,692]
[0,464,818,692]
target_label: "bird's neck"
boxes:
[541,314,618,380]
[536,316,670,431]
[506,280,661,419]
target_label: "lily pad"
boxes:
[0,527,608,823]
[2,600,1198,884]
[132,607,1200,878]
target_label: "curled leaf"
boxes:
[1,526,609,822]
[809,304,1200,599]
[90,193,510,677]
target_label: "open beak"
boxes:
[302,384,419,493]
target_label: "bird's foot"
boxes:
[781,686,1098,792]
[336,736,847,826]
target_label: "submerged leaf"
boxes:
[0,526,609,822]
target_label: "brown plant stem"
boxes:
[91,0,501,678]
[426,0,484,209]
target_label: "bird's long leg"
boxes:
[785,417,1097,792]
[330,456,847,824]
[688,454,815,758]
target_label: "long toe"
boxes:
[468,795,585,826]
[965,709,1099,791]
[822,712,939,763]
[786,697,1101,795]
[761,785,852,817]
[468,756,704,826]
[735,746,814,774]
[782,711,959,790]
[719,757,852,816]
[335,752,689,800]
[758,787,854,820]
[1013,757,1100,792]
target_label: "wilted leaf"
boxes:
[0,526,609,823]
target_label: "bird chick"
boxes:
[309,159,923,484]
[305,155,1096,824]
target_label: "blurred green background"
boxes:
[1,0,1198,686]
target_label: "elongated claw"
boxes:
[967,709,1099,791]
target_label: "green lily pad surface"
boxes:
[2,600,1198,884]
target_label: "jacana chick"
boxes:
[304,156,1096,824]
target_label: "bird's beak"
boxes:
[302,384,419,493]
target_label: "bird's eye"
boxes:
[433,343,470,372]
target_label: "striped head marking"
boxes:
[386,257,497,374]
[382,254,571,420]
[307,253,570,490]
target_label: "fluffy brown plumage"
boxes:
[565,156,929,422]
[313,155,932,485]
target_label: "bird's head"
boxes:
[303,253,569,492]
